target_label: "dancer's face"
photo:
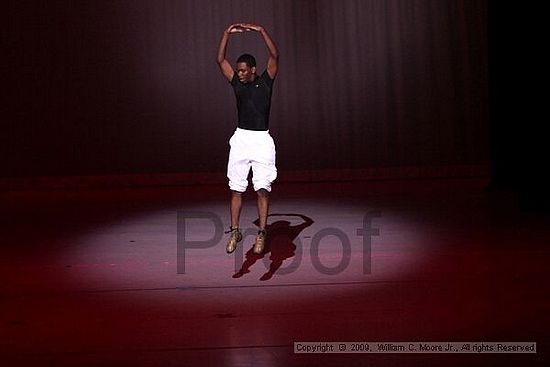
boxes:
[236,62,256,83]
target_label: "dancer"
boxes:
[216,23,279,255]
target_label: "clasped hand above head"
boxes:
[226,23,264,34]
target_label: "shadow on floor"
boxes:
[233,213,314,280]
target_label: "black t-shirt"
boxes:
[230,70,275,131]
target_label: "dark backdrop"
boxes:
[4,0,488,178]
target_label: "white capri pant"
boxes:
[227,128,277,192]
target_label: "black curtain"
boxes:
[4,0,488,178]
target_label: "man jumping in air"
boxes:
[216,23,279,255]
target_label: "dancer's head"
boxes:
[236,54,257,83]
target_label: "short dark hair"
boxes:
[236,54,256,68]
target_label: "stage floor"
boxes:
[1,178,548,366]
